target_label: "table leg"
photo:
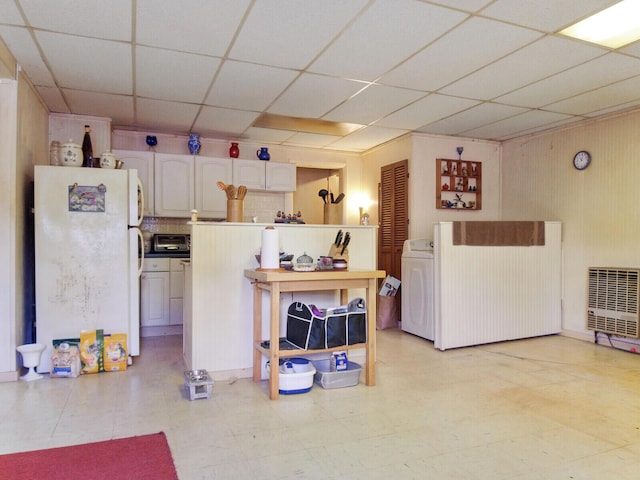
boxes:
[252,283,262,382]
[365,278,377,386]
[269,282,281,400]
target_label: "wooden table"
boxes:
[244,268,386,399]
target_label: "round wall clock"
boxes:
[573,150,591,170]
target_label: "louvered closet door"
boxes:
[379,160,408,290]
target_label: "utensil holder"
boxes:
[227,199,244,222]
[324,204,341,225]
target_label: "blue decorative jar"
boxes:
[257,147,270,161]
[188,133,201,155]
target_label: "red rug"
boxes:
[0,432,178,480]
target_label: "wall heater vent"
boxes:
[587,268,639,338]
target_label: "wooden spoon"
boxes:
[237,185,247,200]
[216,181,227,192]
[227,184,236,200]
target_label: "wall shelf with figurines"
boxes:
[436,148,481,210]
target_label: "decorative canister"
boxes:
[256,147,270,161]
[229,142,239,158]
[49,141,61,166]
[188,133,201,155]
[60,140,83,167]
[99,151,117,169]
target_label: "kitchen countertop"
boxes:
[142,252,191,259]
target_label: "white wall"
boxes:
[361,133,501,241]
[502,108,640,339]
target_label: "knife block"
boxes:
[328,243,349,262]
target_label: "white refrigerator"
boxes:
[34,165,143,372]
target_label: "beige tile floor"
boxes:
[2,330,640,479]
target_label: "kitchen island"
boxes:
[184,222,379,382]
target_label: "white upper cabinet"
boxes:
[233,159,296,192]
[154,153,195,217]
[195,156,232,218]
[113,149,154,217]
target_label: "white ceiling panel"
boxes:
[136,98,200,133]
[0,26,55,86]
[328,125,408,151]
[35,32,132,94]
[479,0,620,32]
[462,110,574,139]
[268,73,365,118]
[376,93,480,130]
[64,89,134,126]
[441,36,607,100]
[323,84,425,125]
[136,0,249,57]
[193,106,259,136]
[379,17,542,92]
[2,0,640,151]
[20,0,131,41]
[496,53,640,108]
[230,0,368,69]
[418,102,529,136]
[136,46,220,103]
[545,75,640,116]
[0,0,25,25]
[309,0,468,81]
[205,60,297,111]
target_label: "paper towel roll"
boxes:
[260,227,280,269]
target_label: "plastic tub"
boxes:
[266,357,316,394]
[312,360,361,389]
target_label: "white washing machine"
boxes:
[401,239,435,340]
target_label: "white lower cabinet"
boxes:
[140,258,170,327]
[140,257,185,334]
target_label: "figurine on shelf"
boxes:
[442,183,449,191]
[472,163,478,176]
[455,178,464,191]
[451,163,457,175]
[461,166,468,176]
[442,162,449,174]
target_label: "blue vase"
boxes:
[257,147,270,161]
[188,134,201,155]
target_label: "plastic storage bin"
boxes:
[312,359,362,389]
[266,357,316,394]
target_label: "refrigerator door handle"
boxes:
[136,177,144,226]
[135,227,144,276]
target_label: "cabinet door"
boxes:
[140,271,170,326]
[195,156,232,218]
[154,153,194,217]
[114,150,154,216]
[266,162,296,191]
[233,158,265,189]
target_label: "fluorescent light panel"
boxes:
[253,113,363,136]
[560,0,640,48]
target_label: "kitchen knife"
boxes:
[330,192,335,203]
[340,232,350,255]
[334,229,343,247]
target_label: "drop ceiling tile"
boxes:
[427,0,493,12]
[461,109,574,139]
[496,53,640,108]
[0,26,55,86]
[418,102,529,136]
[19,0,131,41]
[136,46,220,103]
[243,127,296,144]
[586,99,640,118]
[36,86,70,114]
[545,75,640,116]
[35,32,132,94]
[0,0,25,24]
[479,0,619,32]
[497,117,582,141]
[441,36,606,100]
[380,17,542,91]
[205,61,298,111]
[63,89,134,126]
[268,73,365,118]
[136,0,250,56]
[230,0,368,69]
[376,93,480,130]
[309,0,468,81]
[137,98,200,134]
[193,105,259,137]
[284,132,342,148]
[619,40,640,58]
[327,125,408,152]
[323,84,425,125]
